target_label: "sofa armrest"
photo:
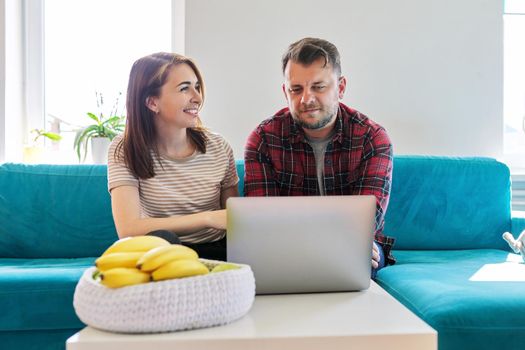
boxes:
[511,210,525,235]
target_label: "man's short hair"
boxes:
[281,37,341,77]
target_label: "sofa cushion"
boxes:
[0,329,79,350]
[0,163,118,258]
[236,160,245,196]
[384,156,511,249]
[376,250,525,350]
[0,258,94,331]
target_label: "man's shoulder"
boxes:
[340,103,388,136]
[246,108,294,150]
[255,107,292,134]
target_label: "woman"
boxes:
[107,52,239,260]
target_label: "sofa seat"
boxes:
[0,258,95,331]
[376,249,525,350]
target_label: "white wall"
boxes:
[185,0,503,159]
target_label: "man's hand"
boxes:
[372,241,380,269]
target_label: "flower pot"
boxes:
[91,137,111,164]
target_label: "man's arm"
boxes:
[353,126,395,265]
[244,127,279,197]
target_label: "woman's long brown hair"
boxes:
[116,52,208,179]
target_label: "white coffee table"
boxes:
[67,281,436,350]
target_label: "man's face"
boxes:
[283,58,346,135]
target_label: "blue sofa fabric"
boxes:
[383,156,511,250]
[377,250,525,350]
[376,156,524,350]
[0,258,94,331]
[0,329,80,350]
[0,163,117,258]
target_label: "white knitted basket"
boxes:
[73,259,255,333]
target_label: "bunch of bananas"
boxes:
[93,236,209,288]
[138,244,208,281]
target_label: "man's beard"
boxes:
[292,105,338,130]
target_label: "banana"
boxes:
[95,252,145,271]
[102,236,170,256]
[100,267,151,288]
[152,259,209,281]
[137,244,199,272]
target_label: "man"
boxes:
[244,37,395,276]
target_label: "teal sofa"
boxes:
[0,157,524,350]
[377,156,525,350]
[0,164,117,350]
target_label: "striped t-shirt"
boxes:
[107,132,239,244]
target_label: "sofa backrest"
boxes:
[0,156,511,258]
[235,156,512,250]
[384,156,511,250]
[236,160,245,196]
[0,163,117,258]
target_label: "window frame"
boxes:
[24,0,46,136]
[502,6,525,172]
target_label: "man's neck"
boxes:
[302,118,337,140]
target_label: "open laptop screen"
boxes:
[226,195,375,294]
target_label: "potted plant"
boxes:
[74,92,125,163]
[23,129,62,163]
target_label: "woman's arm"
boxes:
[111,185,226,238]
[220,184,240,209]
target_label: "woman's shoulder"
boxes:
[205,130,224,141]
[108,133,125,162]
[203,130,234,155]
[204,130,229,146]
[109,133,125,152]
[109,133,124,147]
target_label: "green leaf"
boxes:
[105,116,123,124]
[87,112,101,123]
[102,126,117,139]
[41,132,62,141]
[74,125,100,162]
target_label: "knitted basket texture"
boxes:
[73,259,255,333]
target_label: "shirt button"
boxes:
[325,159,332,165]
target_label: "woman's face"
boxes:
[148,63,202,129]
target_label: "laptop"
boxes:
[226,195,376,294]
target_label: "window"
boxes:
[504,1,525,210]
[504,0,525,169]
[26,0,172,163]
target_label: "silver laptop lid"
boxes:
[226,195,375,294]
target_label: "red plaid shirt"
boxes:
[244,103,395,265]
